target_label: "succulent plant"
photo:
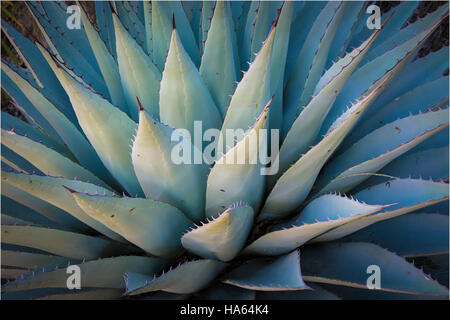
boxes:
[1,1,449,300]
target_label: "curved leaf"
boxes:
[2,256,167,292]
[159,26,221,136]
[2,251,67,269]
[125,259,227,295]
[1,226,134,260]
[182,204,254,262]
[245,194,388,256]
[199,0,238,117]
[301,242,449,297]
[1,130,109,189]
[345,213,449,257]
[315,179,449,242]
[79,6,127,111]
[219,24,275,151]
[284,1,346,132]
[317,109,449,195]
[259,77,390,221]
[49,62,143,197]
[273,26,382,186]
[222,250,308,291]
[1,171,126,242]
[113,14,161,120]
[206,102,270,218]
[132,109,207,222]
[71,191,192,258]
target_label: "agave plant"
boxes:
[1,1,449,300]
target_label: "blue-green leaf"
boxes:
[199,0,238,117]
[113,14,161,120]
[301,242,449,297]
[206,103,270,218]
[222,250,308,291]
[71,191,193,258]
[159,26,221,136]
[125,259,227,295]
[182,204,254,262]
[49,63,143,197]
[131,109,208,222]
[245,194,387,256]
[2,256,167,292]
[317,109,449,195]
[344,213,449,257]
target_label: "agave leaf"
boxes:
[125,259,228,295]
[219,24,275,151]
[94,1,116,59]
[245,194,388,256]
[71,191,193,258]
[325,1,367,69]
[37,1,98,69]
[354,146,449,192]
[273,26,382,186]
[79,5,127,112]
[150,0,172,70]
[182,204,254,262]
[48,62,143,197]
[1,144,41,175]
[340,76,449,151]
[1,64,67,140]
[222,250,308,291]
[183,1,202,46]
[259,77,389,221]
[38,289,123,300]
[159,25,221,136]
[200,0,216,53]
[365,47,449,121]
[132,109,207,222]
[345,213,449,257]
[284,1,346,132]
[143,0,153,58]
[364,4,448,63]
[257,283,341,300]
[301,242,449,297]
[152,0,200,70]
[321,13,447,135]
[1,112,73,160]
[1,256,167,292]
[317,109,449,195]
[241,1,271,71]
[113,14,161,121]
[25,2,108,97]
[2,251,68,269]
[1,214,39,227]
[1,172,128,242]
[3,55,115,186]
[199,0,238,117]
[1,129,109,190]
[205,103,270,218]
[283,1,326,82]
[1,226,135,260]
[234,1,251,68]
[167,0,200,66]
[1,19,68,105]
[314,179,449,242]
[115,1,145,47]
[268,1,294,132]
[1,195,72,231]
[1,268,27,279]
[348,1,418,52]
